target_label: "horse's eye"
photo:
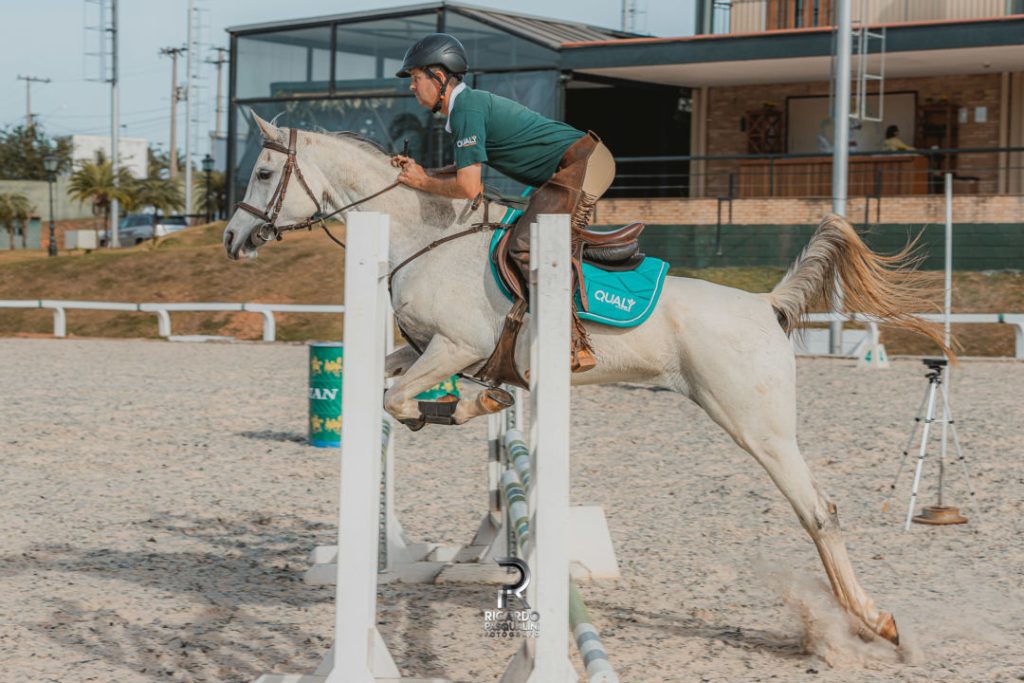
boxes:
[257,168,273,181]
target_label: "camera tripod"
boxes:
[885,358,976,531]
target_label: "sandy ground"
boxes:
[1,338,1022,683]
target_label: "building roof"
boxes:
[560,15,1024,87]
[226,2,637,49]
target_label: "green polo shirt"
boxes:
[448,86,585,187]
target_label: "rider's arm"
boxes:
[395,158,482,199]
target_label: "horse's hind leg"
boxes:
[691,359,899,645]
[747,434,899,644]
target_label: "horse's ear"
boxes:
[251,111,282,141]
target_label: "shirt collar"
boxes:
[444,81,467,133]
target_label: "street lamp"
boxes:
[201,154,214,223]
[43,154,59,257]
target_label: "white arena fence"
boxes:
[0,300,344,341]
[1,299,1021,358]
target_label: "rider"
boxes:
[390,33,615,374]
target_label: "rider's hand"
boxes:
[395,157,428,189]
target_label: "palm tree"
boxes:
[0,192,35,250]
[67,159,134,245]
[192,170,226,221]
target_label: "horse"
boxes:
[224,113,950,648]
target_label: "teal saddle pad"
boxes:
[488,207,669,329]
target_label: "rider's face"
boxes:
[408,68,441,110]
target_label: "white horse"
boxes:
[225,114,949,647]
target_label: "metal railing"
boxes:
[608,146,1024,200]
[803,312,1024,359]
[0,300,344,342]
[710,0,1014,35]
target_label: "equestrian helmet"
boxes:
[396,33,468,78]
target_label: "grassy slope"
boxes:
[0,222,1020,355]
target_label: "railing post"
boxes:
[155,309,172,337]
[52,306,66,338]
[259,310,275,342]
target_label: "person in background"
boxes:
[883,125,914,151]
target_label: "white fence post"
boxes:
[503,214,577,683]
[52,306,66,338]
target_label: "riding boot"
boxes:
[506,135,606,375]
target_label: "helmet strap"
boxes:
[429,68,450,114]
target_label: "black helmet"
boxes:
[395,33,468,78]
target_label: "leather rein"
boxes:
[235,128,508,284]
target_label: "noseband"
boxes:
[234,127,400,244]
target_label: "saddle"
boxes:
[475,217,647,390]
[493,220,648,304]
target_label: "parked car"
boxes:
[101,214,189,246]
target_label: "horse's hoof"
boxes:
[479,388,514,413]
[877,611,899,646]
[400,417,426,432]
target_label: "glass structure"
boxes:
[227,5,622,204]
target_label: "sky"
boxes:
[0,0,696,162]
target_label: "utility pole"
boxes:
[109,0,120,248]
[160,46,186,180]
[828,0,852,354]
[207,47,228,143]
[184,0,195,221]
[17,75,50,129]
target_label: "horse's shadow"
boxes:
[238,429,307,443]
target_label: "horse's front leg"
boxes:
[383,335,512,430]
[385,344,419,378]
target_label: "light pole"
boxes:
[43,154,58,256]
[201,154,214,222]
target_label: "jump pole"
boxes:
[501,214,577,683]
[253,211,446,683]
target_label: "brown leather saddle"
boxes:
[474,219,647,390]
[493,220,647,306]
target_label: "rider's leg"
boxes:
[508,134,615,372]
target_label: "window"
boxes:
[237,26,333,98]
[334,15,438,87]
[443,11,559,71]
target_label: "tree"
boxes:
[67,158,134,244]
[192,170,226,220]
[0,192,35,250]
[0,125,73,180]
[146,146,185,179]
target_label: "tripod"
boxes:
[886,358,976,531]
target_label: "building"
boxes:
[227,1,1024,269]
[70,135,149,179]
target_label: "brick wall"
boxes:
[699,74,1005,196]
[596,195,1024,226]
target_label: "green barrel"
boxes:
[309,342,344,448]
[416,375,460,401]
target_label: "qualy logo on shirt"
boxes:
[456,134,478,148]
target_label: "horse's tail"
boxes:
[768,213,952,357]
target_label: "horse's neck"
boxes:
[309,134,503,266]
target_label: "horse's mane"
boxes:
[317,129,391,156]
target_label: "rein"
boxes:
[234,127,510,388]
[234,127,400,247]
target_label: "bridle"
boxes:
[232,125,514,391]
[234,127,400,246]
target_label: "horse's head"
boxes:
[223,113,328,260]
